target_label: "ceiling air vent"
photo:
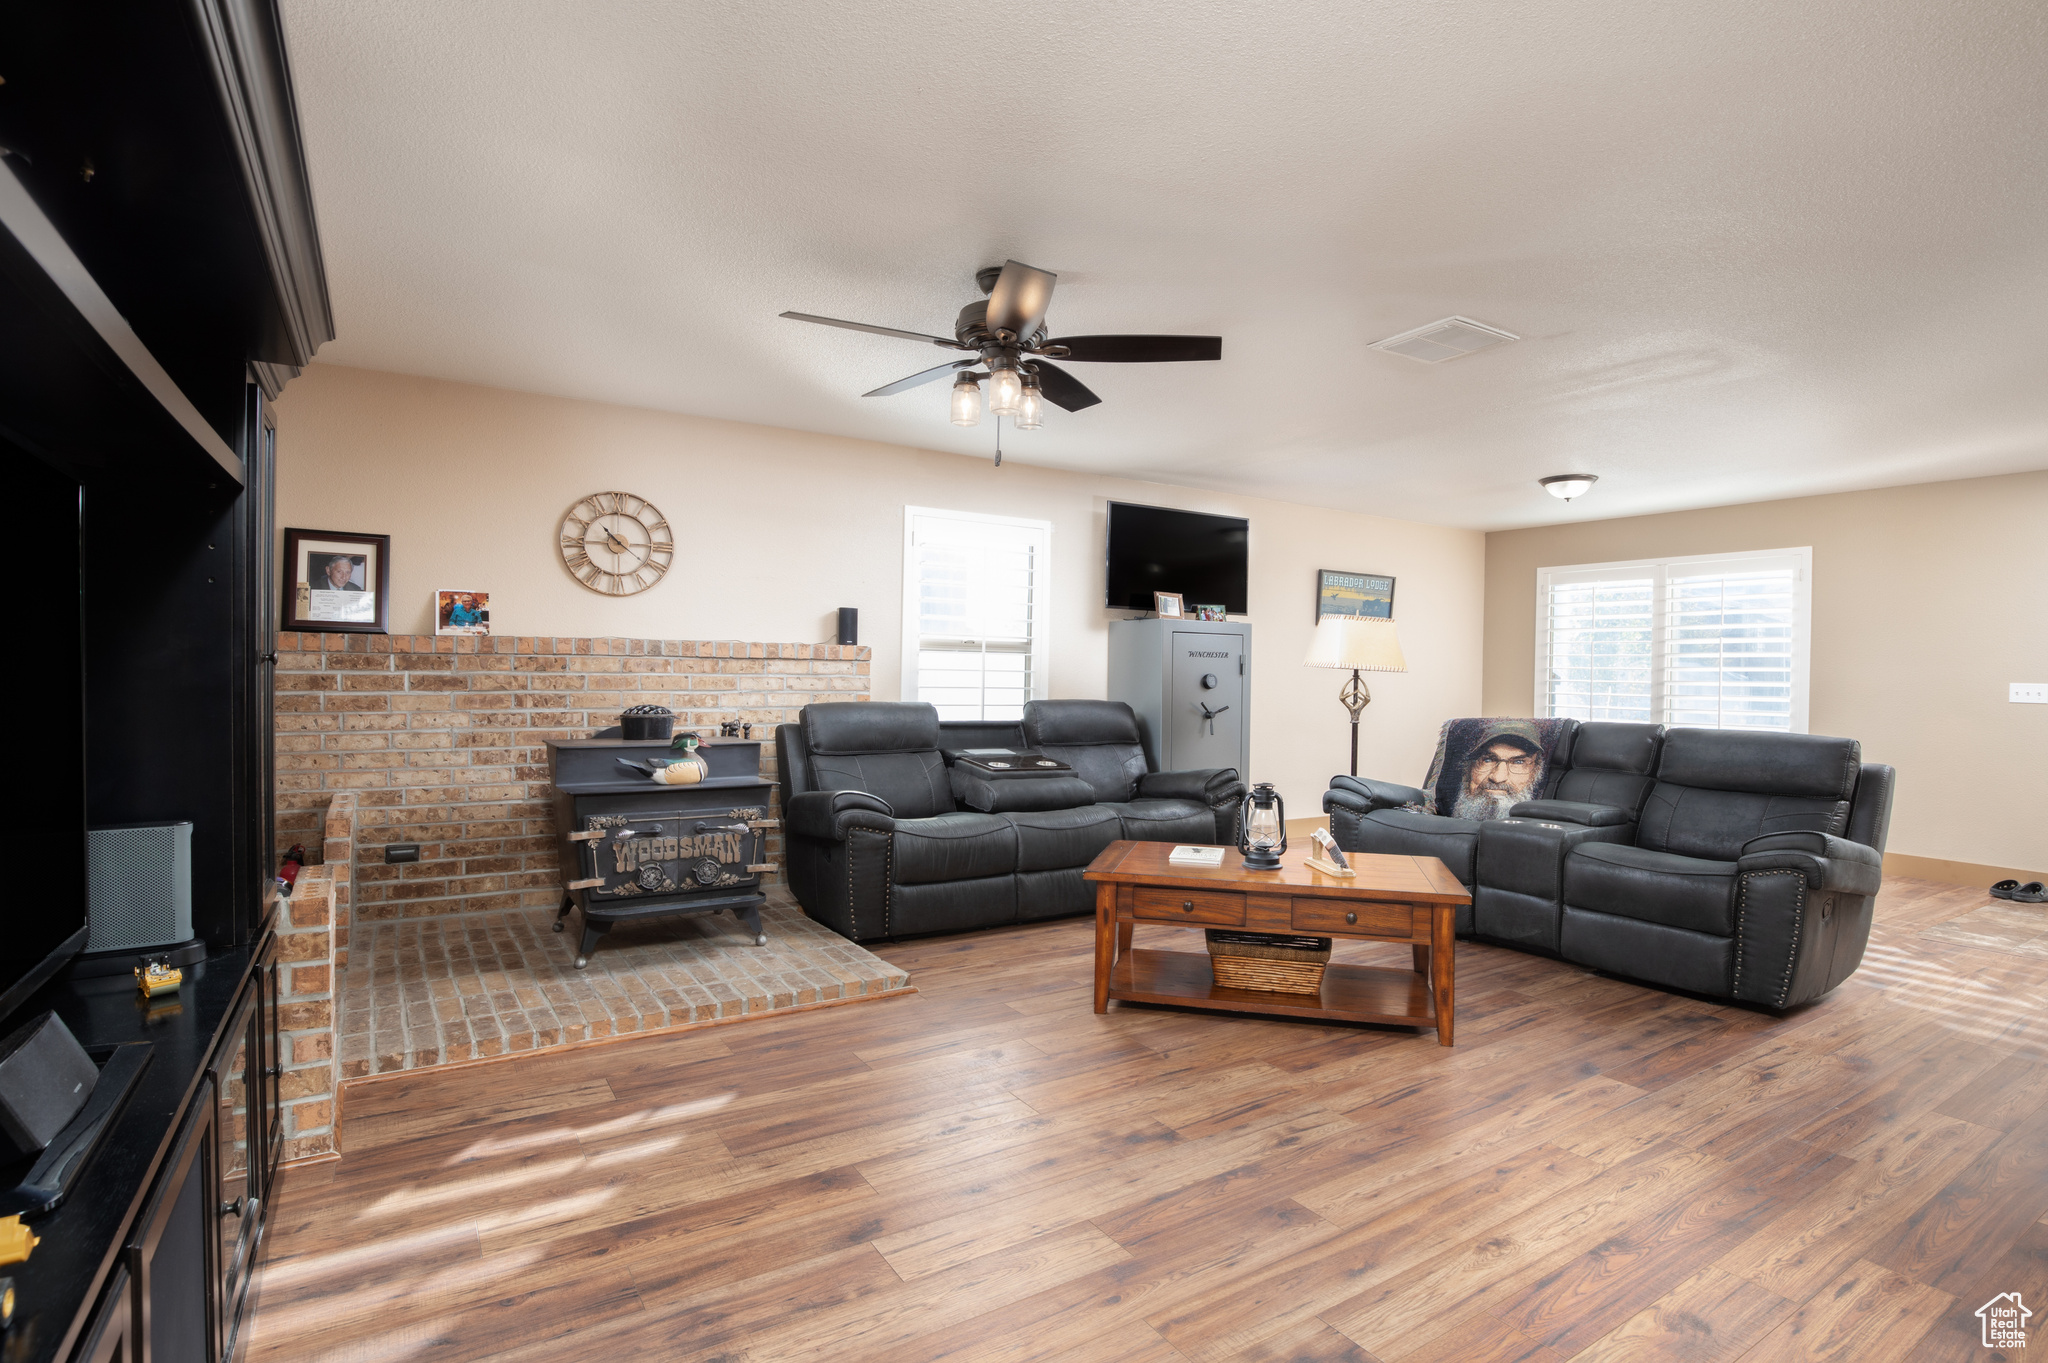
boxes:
[1370,316,1519,364]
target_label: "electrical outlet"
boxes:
[2012,683,2048,704]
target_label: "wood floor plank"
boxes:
[1738,1257,1953,1362]
[245,877,2043,1363]
[1566,1266,1791,1362]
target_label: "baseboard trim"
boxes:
[1883,852,2047,890]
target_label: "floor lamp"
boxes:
[1304,617,1408,777]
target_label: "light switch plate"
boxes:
[2012,683,2048,704]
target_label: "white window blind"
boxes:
[1536,548,1811,732]
[902,507,1050,721]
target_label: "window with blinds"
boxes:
[1536,549,1811,732]
[902,507,1051,721]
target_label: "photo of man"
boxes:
[1453,720,1548,820]
[317,553,367,592]
[1421,716,1573,823]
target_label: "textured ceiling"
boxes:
[280,0,2048,529]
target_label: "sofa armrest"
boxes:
[1507,799,1633,828]
[1737,831,1883,896]
[784,789,895,841]
[1137,767,1243,804]
[1325,774,1426,815]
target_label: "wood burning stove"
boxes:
[545,737,777,967]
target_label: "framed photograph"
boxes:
[435,589,491,636]
[283,528,390,634]
[1153,591,1185,619]
[1316,569,1395,621]
[1193,604,1228,621]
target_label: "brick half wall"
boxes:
[274,633,870,956]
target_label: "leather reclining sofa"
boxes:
[1326,721,1896,1009]
[777,699,1244,942]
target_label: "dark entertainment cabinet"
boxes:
[0,3,331,1360]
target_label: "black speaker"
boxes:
[0,1012,97,1162]
[837,607,858,646]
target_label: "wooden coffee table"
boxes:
[1083,840,1471,1044]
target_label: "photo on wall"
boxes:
[1316,569,1395,620]
[436,589,491,636]
[282,528,390,634]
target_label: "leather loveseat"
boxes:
[1326,721,1895,1009]
[777,700,1244,942]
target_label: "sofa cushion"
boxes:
[1655,728,1860,799]
[889,875,1015,936]
[1349,808,1480,885]
[889,813,1018,885]
[1560,907,1734,996]
[804,701,940,754]
[1004,805,1125,872]
[1039,743,1149,804]
[1100,798,1217,845]
[1635,784,1850,862]
[1565,842,1737,936]
[1023,699,1142,746]
[950,771,1098,814]
[812,749,955,819]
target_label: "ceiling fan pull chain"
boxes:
[994,414,1002,467]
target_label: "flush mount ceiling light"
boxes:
[1370,316,1520,364]
[1540,474,1599,501]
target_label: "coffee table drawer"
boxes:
[1292,899,1416,937]
[1132,886,1247,926]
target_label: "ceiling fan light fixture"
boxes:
[1540,473,1598,501]
[950,373,983,427]
[1015,373,1044,429]
[987,363,1024,417]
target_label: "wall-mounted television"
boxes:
[0,448,88,1024]
[1105,502,1249,613]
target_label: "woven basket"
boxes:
[1206,931,1331,995]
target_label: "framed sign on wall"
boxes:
[1316,569,1395,620]
[282,528,390,634]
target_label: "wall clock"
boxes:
[560,491,674,595]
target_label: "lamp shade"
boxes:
[1303,617,1407,672]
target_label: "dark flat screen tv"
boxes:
[1105,502,1249,613]
[0,447,88,1023]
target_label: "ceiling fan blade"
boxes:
[863,360,976,397]
[1030,360,1101,412]
[1043,334,1222,363]
[984,260,1057,341]
[780,311,965,349]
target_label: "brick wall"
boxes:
[274,633,870,956]
[275,791,348,1161]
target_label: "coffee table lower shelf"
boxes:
[1108,948,1439,1031]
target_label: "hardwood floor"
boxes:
[244,878,2048,1362]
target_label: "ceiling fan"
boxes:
[780,260,1221,429]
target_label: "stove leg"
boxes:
[574,919,610,969]
[553,895,574,933]
[736,904,766,947]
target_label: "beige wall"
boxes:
[275,364,1486,813]
[1484,471,2048,873]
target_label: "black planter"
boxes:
[619,709,675,741]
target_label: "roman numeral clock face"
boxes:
[560,492,674,595]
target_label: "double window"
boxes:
[1535,548,1812,732]
[901,507,1050,721]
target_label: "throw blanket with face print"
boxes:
[1413,717,1576,821]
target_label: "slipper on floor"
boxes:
[2010,882,2048,904]
[1992,879,2021,899]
